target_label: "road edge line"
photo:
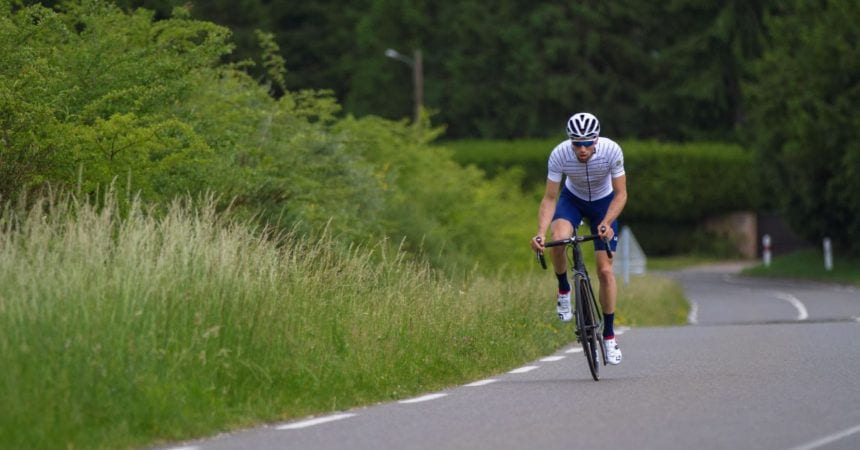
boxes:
[790,423,860,450]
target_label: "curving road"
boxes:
[159,263,860,450]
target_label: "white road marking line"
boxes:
[688,301,699,324]
[508,365,539,374]
[565,347,583,353]
[398,393,448,404]
[772,291,809,321]
[854,316,860,323]
[276,413,356,430]
[540,356,565,362]
[166,447,198,450]
[464,379,498,387]
[616,326,631,335]
[791,423,860,450]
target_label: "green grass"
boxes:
[647,256,736,271]
[742,249,860,285]
[615,275,689,327]
[583,272,689,328]
[0,194,688,449]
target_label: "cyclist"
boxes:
[530,112,627,365]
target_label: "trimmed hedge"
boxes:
[443,138,761,224]
[443,138,762,256]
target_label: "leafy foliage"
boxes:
[745,0,860,254]
[0,2,228,200]
[32,0,778,140]
[0,1,539,271]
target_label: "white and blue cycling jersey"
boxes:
[547,137,625,201]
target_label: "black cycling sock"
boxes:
[603,313,615,338]
[555,272,570,292]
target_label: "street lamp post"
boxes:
[384,48,423,123]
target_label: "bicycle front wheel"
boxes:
[575,274,600,381]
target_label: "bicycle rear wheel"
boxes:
[575,275,600,381]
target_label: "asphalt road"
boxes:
[159,263,860,450]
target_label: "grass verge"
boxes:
[0,194,687,449]
[647,255,733,271]
[615,274,689,327]
[742,249,860,285]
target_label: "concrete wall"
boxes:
[703,211,758,259]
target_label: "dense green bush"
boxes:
[0,1,226,201]
[622,141,761,222]
[0,1,537,272]
[444,139,551,189]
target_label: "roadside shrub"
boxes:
[0,1,537,273]
[622,141,761,222]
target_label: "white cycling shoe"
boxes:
[604,337,622,365]
[556,291,572,322]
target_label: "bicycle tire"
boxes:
[575,275,600,381]
[586,280,606,366]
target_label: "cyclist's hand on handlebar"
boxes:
[531,235,545,252]
[598,223,614,241]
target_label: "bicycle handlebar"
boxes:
[545,234,613,259]
[534,228,613,270]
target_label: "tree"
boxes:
[745,0,860,254]
[644,0,778,140]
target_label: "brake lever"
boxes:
[537,251,547,269]
[599,226,614,259]
[534,237,547,269]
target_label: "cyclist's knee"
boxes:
[550,219,574,240]
[597,263,614,281]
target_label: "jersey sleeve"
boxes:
[547,146,564,182]
[609,144,625,178]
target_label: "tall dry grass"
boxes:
[0,193,569,449]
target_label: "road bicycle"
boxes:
[536,228,613,381]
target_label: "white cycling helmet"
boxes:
[566,112,600,140]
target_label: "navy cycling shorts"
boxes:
[552,188,619,252]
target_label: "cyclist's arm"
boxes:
[598,175,627,239]
[533,179,561,250]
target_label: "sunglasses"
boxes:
[572,140,595,148]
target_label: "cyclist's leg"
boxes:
[550,217,576,321]
[582,194,619,317]
[549,218,574,273]
[595,251,616,315]
[550,188,584,274]
[580,194,623,363]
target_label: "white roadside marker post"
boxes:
[823,237,833,271]
[762,234,772,268]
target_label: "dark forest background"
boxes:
[9,0,860,253]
